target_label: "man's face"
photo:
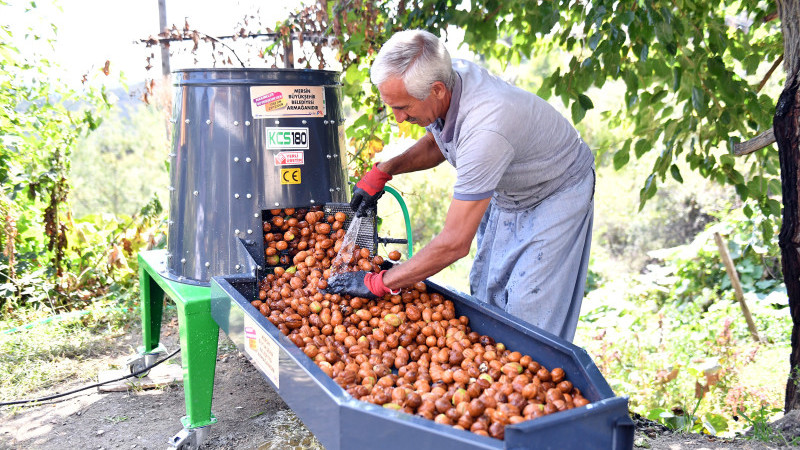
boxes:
[377,77,447,127]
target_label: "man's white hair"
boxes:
[370,29,456,100]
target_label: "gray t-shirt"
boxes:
[426,59,594,210]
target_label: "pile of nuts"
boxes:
[253,207,590,440]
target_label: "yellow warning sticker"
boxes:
[281,168,301,184]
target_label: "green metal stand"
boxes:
[138,249,218,429]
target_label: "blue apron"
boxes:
[470,166,595,342]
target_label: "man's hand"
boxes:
[326,270,395,299]
[351,163,392,216]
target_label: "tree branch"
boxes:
[733,129,776,155]
[194,31,246,68]
[714,232,761,343]
[759,54,785,92]
[764,11,779,22]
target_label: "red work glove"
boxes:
[326,270,399,299]
[364,270,400,297]
[351,163,392,217]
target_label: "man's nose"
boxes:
[393,109,408,123]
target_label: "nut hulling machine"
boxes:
[134,68,633,449]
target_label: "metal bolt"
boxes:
[181,258,186,264]
[234,120,239,126]
[274,202,280,207]
[326,154,332,159]
[235,264,241,270]
[245,157,252,163]
[302,120,307,125]
[185,119,190,124]
[193,190,198,196]
[206,119,211,125]
[333,153,339,158]
[257,265,263,271]
[336,187,341,191]
[168,186,175,191]
[170,118,177,124]
[234,193,240,199]
[254,213,259,218]
[245,121,251,126]
[324,120,329,125]
[234,157,239,162]
[167,220,174,225]
[329,188,334,192]
[204,262,210,268]
[246,193,252,199]
[274,120,280,125]
[310,199,315,204]
[247,229,253,234]
[234,229,240,235]
[168,153,176,157]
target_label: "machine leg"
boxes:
[169,425,211,450]
[140,262,165,353]
[137,251,218,446]
[175,293,219,430]
[127,261,168,375]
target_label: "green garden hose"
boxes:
[383,185,414,257]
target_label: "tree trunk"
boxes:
[776,0,800,413]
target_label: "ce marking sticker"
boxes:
[281,168,301,184]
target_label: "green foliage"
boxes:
[647,204,781,307]
[578,200,789,436]
[0,3,168,317]
[738,405,790,443]
[647,400,729,435]
[470,0,782,216]
[577,282,790,436]
[273,1,784,227]
[71,103,170,217]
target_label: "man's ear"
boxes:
[431,81,449,100]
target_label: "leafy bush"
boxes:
[0,5,169,318]
[577,202,789,436]
[646,204,782,307]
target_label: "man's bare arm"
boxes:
[382,197,491,289]
[377,131,445,176]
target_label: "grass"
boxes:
[0,301,139,402]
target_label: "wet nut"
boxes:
[551,367,565,384]
[468,398,486,418]
[488,421,505,439]
[434,414,453,426]
[383,313,402,327]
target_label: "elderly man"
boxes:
[327,29,595,341]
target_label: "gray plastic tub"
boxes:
[210,274,634,450]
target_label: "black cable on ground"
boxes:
[0,347,181,407]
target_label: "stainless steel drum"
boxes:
[166,69,348,283]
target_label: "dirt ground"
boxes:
[0,319,797,450]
